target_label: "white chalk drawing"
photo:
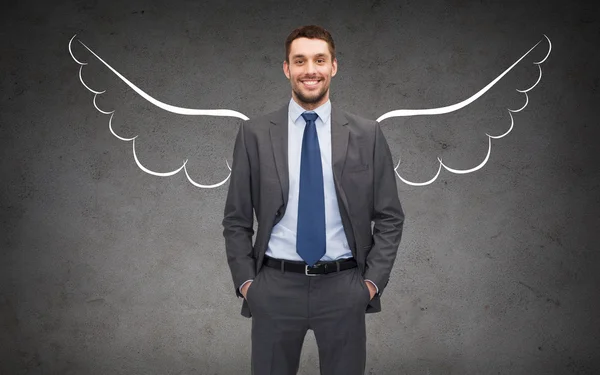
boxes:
[69,35,242,188]
[378,35,552,185]
[69,34,551,188]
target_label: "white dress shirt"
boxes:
[266,98,352,261]
[239,98,378,295]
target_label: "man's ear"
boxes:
[283,60,290,79]
[331,58,338,77]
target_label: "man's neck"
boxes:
[291,94,330,111]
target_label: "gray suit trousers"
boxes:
[246,260,371,375]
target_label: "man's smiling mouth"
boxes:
[301,79,321,87]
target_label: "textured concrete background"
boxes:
[1,0,599,374]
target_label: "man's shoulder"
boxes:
[334,106,378,131]
[242,104,288,131]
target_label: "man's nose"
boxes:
[304,61,317,74]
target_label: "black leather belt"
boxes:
[263,256,357,276]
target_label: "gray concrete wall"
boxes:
[1,0,599,373]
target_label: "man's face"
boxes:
[283,37,338,110]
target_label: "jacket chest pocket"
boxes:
[345,163,370,173]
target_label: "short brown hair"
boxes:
[285,25,336,63]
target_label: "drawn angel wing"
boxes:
[70,34,552,189]
[68,34,249,188]
[377,35,552,186]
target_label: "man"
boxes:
[222,25,404,375]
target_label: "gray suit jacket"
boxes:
[222,103,404,318]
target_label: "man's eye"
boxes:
[295,60,303,64]
[317,59,325,63]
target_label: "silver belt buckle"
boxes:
[305,265,319,276]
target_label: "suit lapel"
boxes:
[269,105,290,206]
[269,102,355,253]
[330,105,349,181]
[330,106,353,247]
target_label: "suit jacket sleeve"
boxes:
[222,121,256,298]
[363,122,404,296]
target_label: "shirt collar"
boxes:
[289,97,331,125]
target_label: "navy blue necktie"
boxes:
[296,112,326,266]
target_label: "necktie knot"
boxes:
[301,112,318,123]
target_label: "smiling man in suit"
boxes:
[222,25,404,375]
